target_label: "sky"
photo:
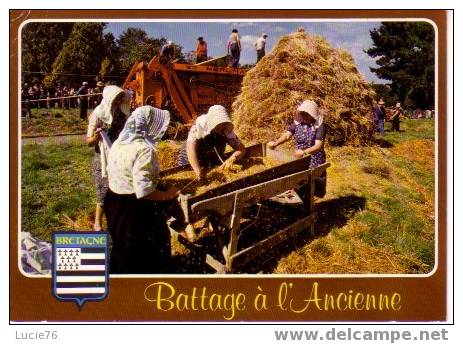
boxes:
[106,21,385,84]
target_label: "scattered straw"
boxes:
[160,156,278,196]
[157,140,182,170]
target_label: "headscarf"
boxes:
[93,85,130,125]
[297,100,323,128]
[191,105,231,140]
[92,85,131,179]
[115,105,170,151]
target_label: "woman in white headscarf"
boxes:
[105,106,179,274]
[86,85,131,231]
[177,105,246,180]
[267,100,327,197]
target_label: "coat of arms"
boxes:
[52,232,109,308]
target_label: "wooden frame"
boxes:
[163,143,330,273]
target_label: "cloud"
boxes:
[213,39,225,48]
[273,26,287,33]
[240,35,259,50]
[229,22,257,28]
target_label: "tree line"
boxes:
[367,22,435,110]
[21,23,183,87]
[21,22,436,110]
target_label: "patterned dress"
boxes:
[288,121,327,197]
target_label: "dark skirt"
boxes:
[296,154,327,199]
[309,151,327,198]
[104,190,171,274]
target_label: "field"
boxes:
[22,108,87,137]
[20,118,435,274]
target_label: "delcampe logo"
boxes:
[52,231,109,308]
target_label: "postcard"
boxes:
[10,9,450,323]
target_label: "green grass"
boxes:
[22,108,87,136]
[275,118,435,274]
[383,118,435,144]
[357,187,433,270]
[21,137,94,241]
[20,118,436,274]
[359,121,435,271]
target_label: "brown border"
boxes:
[10,9,448,322]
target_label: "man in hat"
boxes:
[94,81,105,107]
[76,81,89,119]
[373,98,386,136]
[391,102,403,132]
[195,37,208,64]
[254,33,268,63]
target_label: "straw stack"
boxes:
[232,31,376,146]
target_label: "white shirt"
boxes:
[87,112,112,178]
[255,37,266,50]
[228,33,240,44]
[87,112,106,138]
[186,114,243,150]
[107,140,160,199]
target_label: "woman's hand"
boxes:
[94,128,102,140]
[144,186,180,201]
[294,149,305,158]
[220,156,236,171]
[166,186,181,199]
[267,141,278,150]
[195,169,204,182]
[86,128,102,146]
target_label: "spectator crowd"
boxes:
[21,81,106,116]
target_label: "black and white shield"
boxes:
[52,231,109,308]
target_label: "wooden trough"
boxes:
[161,143,330,273]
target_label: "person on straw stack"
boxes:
[227,29,241,68]
[195,36,208,64]
[105,106,179,274]
[177,105,246,181]
[159,40,175,64]
[267,100,327,197]
[86,85,131,231]
[254,33,268,63]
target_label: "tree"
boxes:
[21,23,74,85]
[117,28,164,73]
[367,22,435,109]
[44,23,107,87]
[98,32,120,81]
[98,57,116,82]
[117,28,184,73]
[371,83,398,107]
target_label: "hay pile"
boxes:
[232,31,376,146]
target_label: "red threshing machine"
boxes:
[122,55,247,125]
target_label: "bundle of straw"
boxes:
[232,31,376,146]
